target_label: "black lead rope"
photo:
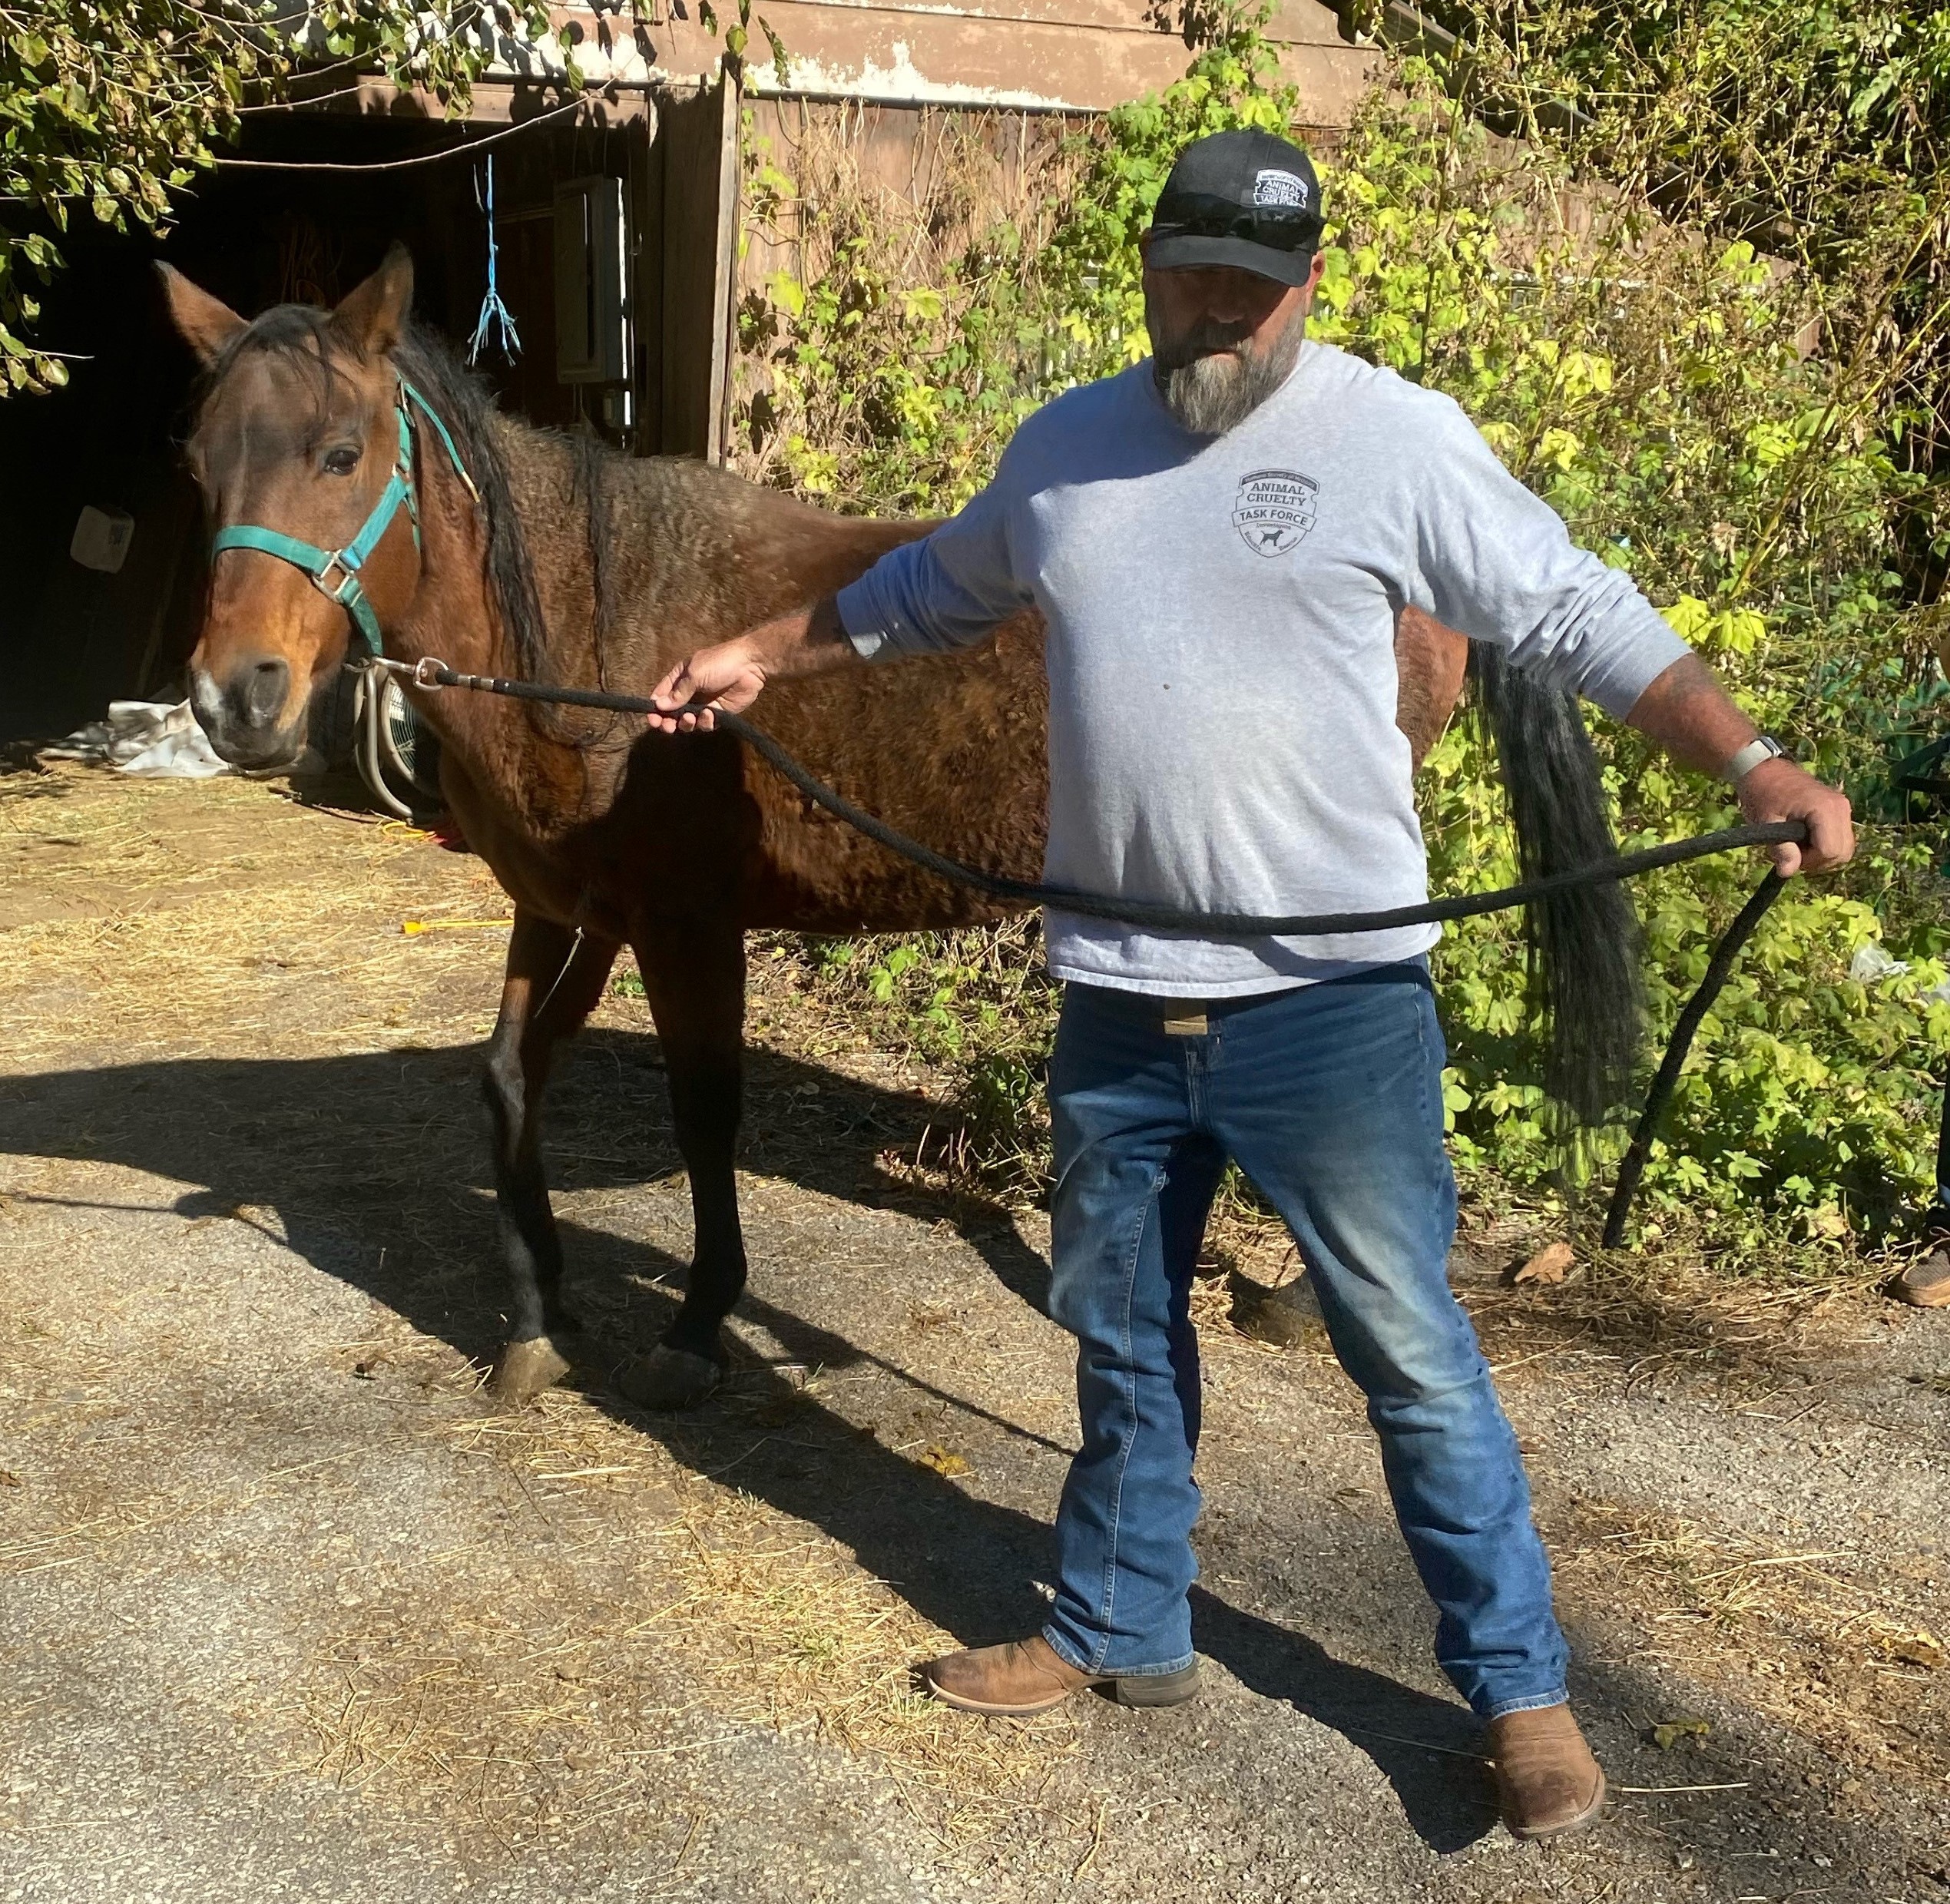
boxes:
[1598,869,1787,1248]
[389,658,1808,1247]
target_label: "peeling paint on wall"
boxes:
[750,43,1078,108]
[457,0,1373,118]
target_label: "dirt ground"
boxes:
[4,760,1949,1904]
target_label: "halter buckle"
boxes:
[310,554,360,605]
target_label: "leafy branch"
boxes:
[0,0,567,392]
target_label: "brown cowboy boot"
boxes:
[920,1635,1200,1717]
[1488,1704,1607,1839]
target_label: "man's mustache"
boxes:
[1154,323,1253,372]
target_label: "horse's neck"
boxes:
[389,420,516,680]
[385,414,598,823]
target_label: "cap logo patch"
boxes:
[1233,469,1318,557]
[1253,168,1310,210]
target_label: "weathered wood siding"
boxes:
[548,0,1372,123]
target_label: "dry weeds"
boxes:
[1551,1495,1950,1788]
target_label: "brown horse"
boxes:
[157,246,1626,1409]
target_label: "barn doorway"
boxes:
[0,81,737,742]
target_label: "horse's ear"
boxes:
[330,243,414,361]
[155,263,247,369]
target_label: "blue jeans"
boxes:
[1039,966,1570,1720]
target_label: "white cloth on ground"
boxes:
[42,700,230,779]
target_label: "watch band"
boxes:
[1723,735,1787,783]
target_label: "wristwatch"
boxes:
[1723,735,1788,783]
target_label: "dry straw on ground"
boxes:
[1,762,1091,1849]
[277,1383,1088,1847]
[1553,1495,1950,1786]
[0,763,509,1062]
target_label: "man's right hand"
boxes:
[646,637,770,733]
[647,597,853,733]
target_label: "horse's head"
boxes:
[161,247,423,769]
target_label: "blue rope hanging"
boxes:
[467,154,521,366]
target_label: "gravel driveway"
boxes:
[4,764,1948,1903]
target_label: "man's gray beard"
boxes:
[1153,313,1306,436]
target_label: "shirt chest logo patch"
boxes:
[1232,469,1319,557]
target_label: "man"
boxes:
[648,129,1854,1838]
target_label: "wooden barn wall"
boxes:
[552,0,1373,121]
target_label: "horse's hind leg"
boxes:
[1393,604,1470,771]
[482,909,617,1404]
[618,918,747,1412]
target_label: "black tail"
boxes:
[1470,644,1644,1127]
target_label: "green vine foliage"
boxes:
[1319,68,1948,1253]
[1386,2,1950,632]
[737,109,1068,510]
[736,7,1948,1264]
[1,1,565,393]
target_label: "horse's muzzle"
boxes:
[190,656,305,768]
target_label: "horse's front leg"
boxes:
[619,917,747,1411]
[482,908,618,1403]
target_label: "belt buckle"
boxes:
[1160,1004,1208,1038]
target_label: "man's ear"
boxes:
[155,263,248,369]
[330,243,414,361]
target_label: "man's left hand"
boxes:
[1736,757,1854,877]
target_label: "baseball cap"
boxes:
[1146,129,1324,288]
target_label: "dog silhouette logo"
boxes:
[1232,469,1318,556]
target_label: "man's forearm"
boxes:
[1622,653,1756,776]
[646,594,859,731]
[1620,651,1854,877]
[739,594,857,682]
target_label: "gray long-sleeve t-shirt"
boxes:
[835,342,1691,997]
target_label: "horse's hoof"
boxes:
[487,1333,577,1406]
[617,1344,723,1412]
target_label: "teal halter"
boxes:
[208,377,478,658]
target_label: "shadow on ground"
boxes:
[0,1028,1915,1882]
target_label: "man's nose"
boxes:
[1184,271,1253,323]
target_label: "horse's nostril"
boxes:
[241,657,291,725]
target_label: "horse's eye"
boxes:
[322,445,361,476]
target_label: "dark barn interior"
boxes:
[0,84,733,741]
